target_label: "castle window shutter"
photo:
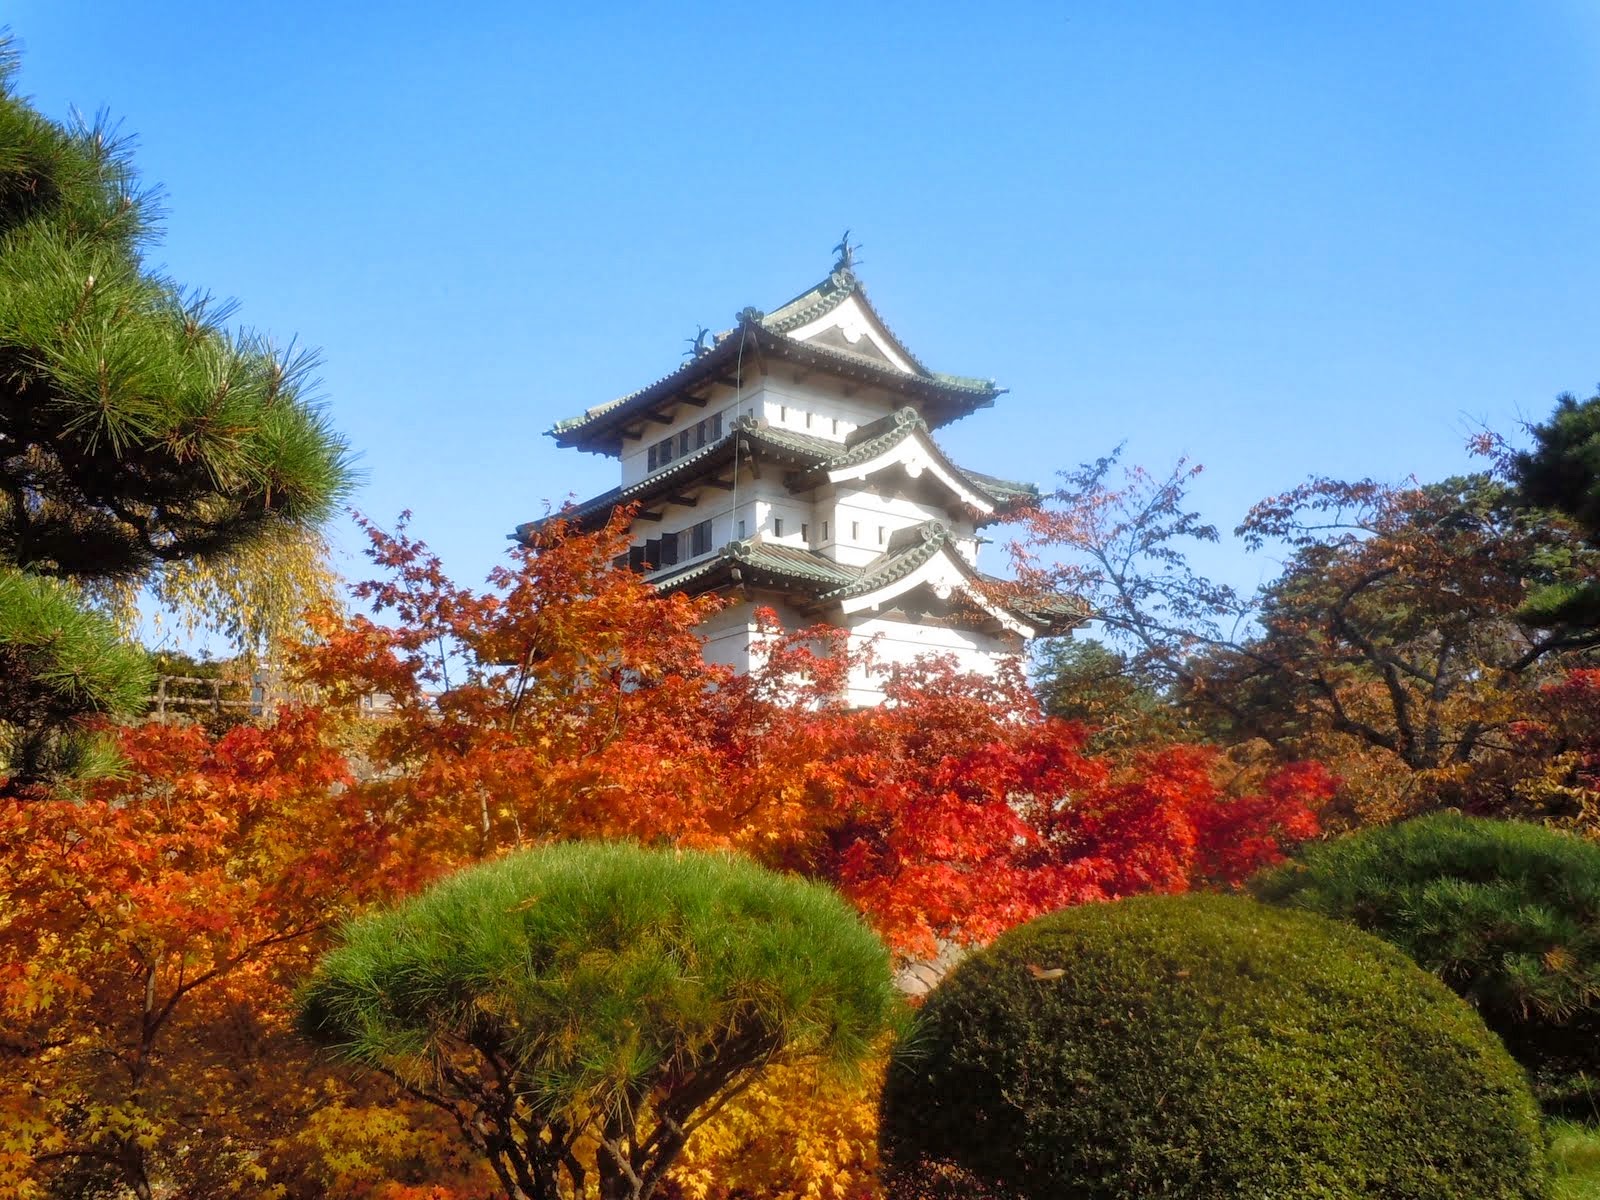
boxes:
[648,445,657,471]
[628,546,645,571]
[645,538,662,569]
[660,534,680,566]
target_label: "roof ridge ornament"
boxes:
[684,325,714,358]
[831,229,862,284]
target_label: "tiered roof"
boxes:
[524,258,1078,638]
[518,408,1036,541]
[649,520,1081,636]
[548,267,1003,456]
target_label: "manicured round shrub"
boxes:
[879,893,1548,1200]
[1253,812,1600,1111]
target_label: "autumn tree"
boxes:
[1017,446,1600,823]
[0,38,351,792]
[298,510,1331,957]
[0,708,382,1199]
[2,500,1331,1198]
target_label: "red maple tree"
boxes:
[3,508,1332,1198]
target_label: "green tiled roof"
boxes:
[645,537,856,594]
[516,417,840,539]
[760,267,936,377]
[960,467,1040,503]
[548,269,1001,453]
[645,520,1080,634]
[760,269,858,334]
[520,409,1040,542]
[731,541,859,587]
[820,521,955,601]
[792,406,1039,522]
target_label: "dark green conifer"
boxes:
[0,36,351,791]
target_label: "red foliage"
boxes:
[295,511,1332,957]
[0,706,386,1198]
[4,509,1334,1197]
[1542,669,1600,791]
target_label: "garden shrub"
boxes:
[1253,812,1600,1111]
[879,893,1548,1200]
[300,841,898,1200]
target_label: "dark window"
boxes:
[696,419,707,448]
[691,519,712,555]
[660,534,679,567]
[645,538,662,569]
[801,523,809,542]
[851,521,860,540]
[821,520,829,541]
[773,518,784,537]
[679,430,691,456]
[738,519,746,539]
[711,412,723,439]
[805,411,813,428]
[780,405,788,423]
[648,445,658,471]
[878,526,886,545]
[628,545,645,571]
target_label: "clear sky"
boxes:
[10,2,1600,604]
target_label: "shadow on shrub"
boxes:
[1253,812,1600,1114]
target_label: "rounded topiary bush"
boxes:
[880,893,1548,1200]
[1253,812,1600,1111]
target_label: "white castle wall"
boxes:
[844,616,1018,707]
[695,593,1021,708]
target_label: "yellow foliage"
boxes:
[667,1054,887,1200]
[264,1078,495,1199]
[92,524,343,660]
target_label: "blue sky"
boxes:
[10,2,1600,607]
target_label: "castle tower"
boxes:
[517,253,1073,705]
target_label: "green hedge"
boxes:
[880,893,1549,1200]
[1253,813,1600,1112]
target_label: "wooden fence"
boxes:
[150,675,263,724]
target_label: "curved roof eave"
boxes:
[549,317,1002,455]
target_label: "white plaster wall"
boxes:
[696,594,1022,709]
[696,603,758,673]
[844,615,1020,707]
[828,487,957,566]
[756,376,901,443]
[635,469,798,566]
[694,595,822,679]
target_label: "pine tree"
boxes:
[1513,390,1600,629]
[0,36,352,792]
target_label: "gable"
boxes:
[834,542,1038,637]
[781,293,918,375]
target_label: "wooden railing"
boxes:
[150,675,262,723]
